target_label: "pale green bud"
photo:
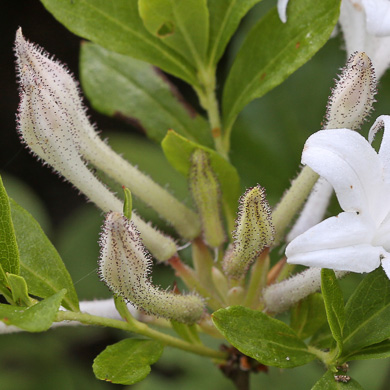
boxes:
[324,52,376,130]
[14,28,177,262]
[223,186,274,279]
[99,212,204,323]
[189,149,225,248]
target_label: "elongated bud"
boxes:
[223,186,274,279]
[14,28,177,262]
[324,52,376,130]
[189,149,225,248]
[99,212,205,323]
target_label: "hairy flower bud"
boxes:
[99,212,205,323]
[14,28,200,241]
[324,52,376,130]
[189,149,226,248]
[223,186,274,279]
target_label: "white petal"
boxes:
[368,115,390,185]
[339,0,367,54]
[287,212,375,255]
[362,0,390,36]
[381,256,390,279]
[302,129,383,218]
[287,178,333,242]
[287,244,383,273]
[339,0,390,78]
[286,212,383,273]
[277,0,289,23]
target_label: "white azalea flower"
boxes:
[286,115,390,278]
[277,0,390,78]
[340,0,390,78]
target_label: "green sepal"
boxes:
[93,339,164,385]
[161,130,240,232]
[7,273,35,307]
[0,289,66,332]
[212,306,316,368]
[10,199,79,312]
[0,175,20,278]
[321,269,345,355]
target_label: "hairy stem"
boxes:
[56,310,227,360]
[272,166,319,245]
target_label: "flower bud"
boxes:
[223,186,274,279]
[189,149,226,248]
[99,212,205,323]
[14,28,177,262]
[15,28,200,241]
[324,52,376,130]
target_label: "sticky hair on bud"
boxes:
[324,52,377,130]
[99,212,205,324]
[223,185,274,279]
[189,149,226,248]
[14,28,180,262]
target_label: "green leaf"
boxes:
[345,340,390,361]
[207,0,263,65]
[0,289,66,332]
[312,370,364,390]
[93,339,164,385]
[290,293,327,340]
[80,42,212,147]
[212,306,315,368]
[161,130,240,230]
[0,175,19,278]
[139,0,209,66]
[7,274,34,307]
[342,268,390,357]
[321,269,345,353]
[40,0,197,85]
[222,0,341,132]
[10,199,79,312]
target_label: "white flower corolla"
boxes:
[286,115,390,279]
[14,28,201,241]
[99,212,205,324]
[340,0,390,78]
[14,28,177,261]
[277,0,390,78]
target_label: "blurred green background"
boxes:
[2,0,390,388]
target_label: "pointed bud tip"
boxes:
[325,51,377,131]
[223,185,274,279]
